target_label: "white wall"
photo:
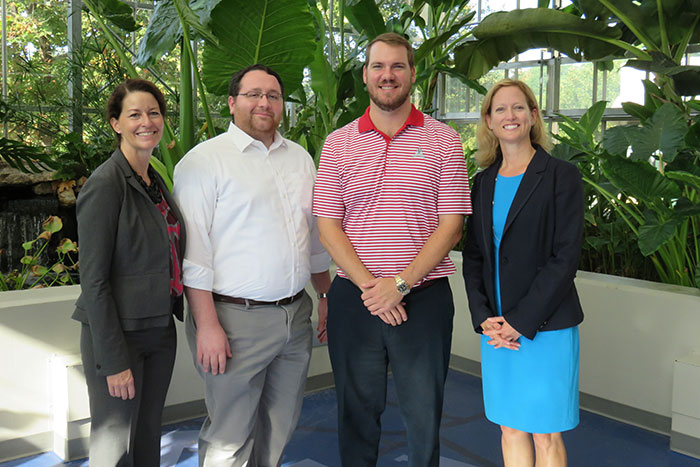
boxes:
[2,255,700,461]
[0,284,332,462]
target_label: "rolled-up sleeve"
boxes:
[173,151,217,291]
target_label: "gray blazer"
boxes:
[73,149,186,376]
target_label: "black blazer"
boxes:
[72,149,186,376]
[462,146,584,340]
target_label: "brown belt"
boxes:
[212,290,304,307]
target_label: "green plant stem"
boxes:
[583,177,644,229]
[179,39,195,158]
[655,0,671,57]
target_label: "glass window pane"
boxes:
[559,61,595,110]
[476,68,507,109]
[445,122,479,175]
[517,65,548,111]
[605,63,645,108]
[444,75,469,113]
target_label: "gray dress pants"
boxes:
[81,321,177,467]
[187,292,313,467]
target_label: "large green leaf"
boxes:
[136,0,220,67]
[578,100,607,138]
[621,102,653,121]
[344,0,386,41]
[630,103,687,162]
[666,170,700,191]
[201,0,315,96]
[414,12,475,64]
[601,156,682,203]
[454,9,624,80]
[638,216,681,256]
[309,41,337,131]
[602,125,635,157]
[89,0,139,31]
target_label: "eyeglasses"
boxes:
[237,91,283,102]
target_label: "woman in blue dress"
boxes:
[462,79,584,466]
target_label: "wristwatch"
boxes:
[394,275,411,296]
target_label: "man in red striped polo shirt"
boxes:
[313,32,472,465]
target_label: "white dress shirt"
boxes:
[173,122,330,301]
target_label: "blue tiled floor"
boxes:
[3,370,699,466]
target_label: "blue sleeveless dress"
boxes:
[480,173,579,434]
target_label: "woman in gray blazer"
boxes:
[72,79,186,466]
[462,79,584,467]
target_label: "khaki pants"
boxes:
[187,292,313,467]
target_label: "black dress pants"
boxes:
[327,277,454,466]
[81,321,176,467]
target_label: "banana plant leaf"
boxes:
[344,0,386,41]
[201,0,315,97]
[87,0,140,31]
[136,0,221,67]
[454,8,625,80]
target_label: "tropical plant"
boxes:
[453,0,700,289]
[285,0,486,160]
[82,0,317,187]
[0,216,79,290]
[552,99,700,289]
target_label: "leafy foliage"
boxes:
[0,216,79,290]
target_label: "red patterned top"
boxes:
[156,195,184,297]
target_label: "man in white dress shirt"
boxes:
[173,64,331,467]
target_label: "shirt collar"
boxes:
[227,122,285,152]
[358,104,424,138]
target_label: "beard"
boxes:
[368,82,411,112]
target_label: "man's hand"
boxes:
[317,296,328,343]
[196,322,232,375]
[361,277,404,315]
[106,369,135,400]
[374,304,408,326]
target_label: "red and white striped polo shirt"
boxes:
[313,105,471,283]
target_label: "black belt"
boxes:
[212,290,304,307]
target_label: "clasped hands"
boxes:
[361,277,407,326]
[481,316,521,350]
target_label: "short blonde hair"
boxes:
[474,79,550,168]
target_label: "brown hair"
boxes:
[228,64,285,98]
[366,32,414,69]
[474,79,550,168]
[106,79,166,143]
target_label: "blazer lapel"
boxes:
[479,163,498,273]
[503,146,549,235]
[112,149,169,243]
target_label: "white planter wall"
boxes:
[2,253,699,462]
[448,251,700,435]
[0,284,332,462]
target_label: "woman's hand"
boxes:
[106,369,135,400]
[482,316,521,350]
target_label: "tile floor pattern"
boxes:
[3,370,699,466]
